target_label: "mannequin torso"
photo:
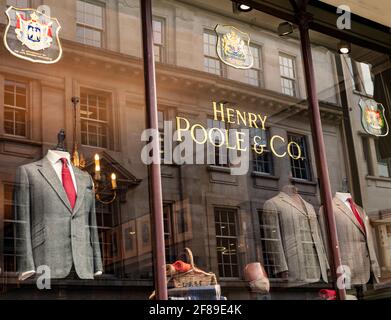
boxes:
[282,184,306,212]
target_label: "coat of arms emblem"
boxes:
[359,98,389,137]
[3,6,62,64]
[215,25,253,69]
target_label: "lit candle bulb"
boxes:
[111,173,117,190]
[94,154,101,181]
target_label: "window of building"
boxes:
[158,110,165,163]
[163,203,176,261]
[153,18,165,63]
[258,209,282,279]
[375,222,391,279]
[3,184,23,273]
[203,31,222,76]
[375,140,391,178]
[215,208,239,278]
[245,45,263,87]
[288,134,312,181]
[4,80,27,137]
[279,53,297,97]
[76,0,104,48]
[80,90,110,148]
[95,201,117,274]
[207,119,229,167]
[250,128,273,174]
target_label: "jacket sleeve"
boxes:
[89,176,103,274]
[318,206,331,263]
[15,166,36,279]
[262,200,288,274]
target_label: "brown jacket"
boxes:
[262,192,329,284]
[319,197,381,285]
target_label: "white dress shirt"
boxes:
[335,192,353,211]
[47,150,78,193]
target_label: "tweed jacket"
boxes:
[262,192,329,284]
[15,156,103,280]
[319,197,380,285]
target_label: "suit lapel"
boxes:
[72,167,88,216]
[334,197,365,235]
[38,157,73,214]
[280,192,308,217]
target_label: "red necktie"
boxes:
[347,198,366,234]
[60,158,77,209]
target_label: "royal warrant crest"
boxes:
[359,98,389,137]
[3,6,62,64]
[215,25,253,69]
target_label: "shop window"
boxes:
[207,119,229,167]
[375,140,391,178]
[279,53,297,97]
[80,90,110,149]
[76,0,105,48]
[244,45,263,87]
[288,134,312,181]
[250,128,273,174]
[153,18,165,63]
[203,30,223,76]
[214,208,239,278]
[4,80,27,138]
[2,184,23,274]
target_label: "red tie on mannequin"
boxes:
[347,198,366,234]
[60,158,77,209]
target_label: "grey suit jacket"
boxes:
[262,192,329,284]
[15,156,103,280]
[319,198,381,285]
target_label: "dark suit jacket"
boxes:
[15,156,103,280]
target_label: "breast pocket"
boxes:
[32,227,46,249]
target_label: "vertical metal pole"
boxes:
[140,0,168,300]
[294,3,347,300]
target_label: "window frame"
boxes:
[245,44,264,87]
[79,87,112,149]
[288,133,312,181]
[375,139,391,178]
[279,52,298,97]
[76,0,106,48]
[203,29,224,77]
[152,17,166,63]
[2,183,22,275]
[214,207,240,279]
[3,78,29,139]
[207,118,230,168]
[250,127,273,175]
